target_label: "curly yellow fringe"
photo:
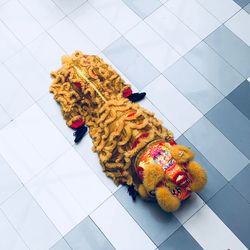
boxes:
[50,51,174,187]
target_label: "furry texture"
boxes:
[50,51,207,212]
[187,161,207,192]
[170,145,194,163]
[143,164,164,191]
[138,184,149,200]
[155,186,180,212]
[50,51,173,187]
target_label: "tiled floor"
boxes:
[0,0,249,249]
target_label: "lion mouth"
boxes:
[174,172,189,187]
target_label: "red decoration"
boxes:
[127,112,136,118]
[70,119,85,129]
[132,133,149,149]
[169,140,176,146]
[73,82,82,90]
[122,87,132,98]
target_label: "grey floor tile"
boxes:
[103,37,160,90]
[0,154,22,204]
[185,41,244,95]
[208,183,250,248]
[233,0,250,7]
[227,80,250,120]
[114,186,181,246]
[184,117,249,180]
[163,58,223,114]
[205,25,250,78]
[231,164,250,203]
[206,98,250,159]
[244,3,250,13]
[65,216,115,250]
[176,135,227,202]
[159,226,202,250]
[0,210,28,250]
[122,0,162,19]
[50,238,72,250]
[1,188,61,250]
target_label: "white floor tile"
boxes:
[52,0,87,14]
[0,21,22,62]
[73,134,120,193]
[91,196,156,250]
[184,205,247,250]
[0,0,43,44]
[0,0,8,6]
[19,0,65,29]
[38,93,75,145]
[0,105,11,129]
[14,104,71,166]
[0,121,47,183]
[27,32,65,74]
[52,148,111,214]
[1,188,61,250]
[197,0,241,23]
[5,48,50,101]
[125,22,180,72]
[225,10,250,46]
[89,0,141,34]
[145,6,201,55]
[0,154,22,204]
[0,65,34,118]
[26,167,87,235]
[143,75,202,133]
[0,210,28,250]
[165,0,220,39]
[48,17,99,55]
[139,98,181,139]
[69,2,120,50]
[173,193,205,224]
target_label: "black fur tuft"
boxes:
[127,185,137,201]
[128,92,146,102]
[73,125,88,144]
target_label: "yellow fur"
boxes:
[170,145,194,163]
[138,184,149,200]
[187,161,207,192]
[155,187,180,212]
[143,164,164,191]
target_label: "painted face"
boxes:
[135,140,192,201]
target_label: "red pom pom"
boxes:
[122,87,132,98]
[70,119,85,129]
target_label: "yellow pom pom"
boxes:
[138,184,149,200]
[170,145,194,163]
[187,161,207,192]
[143,164,164,191]
[155,186,180,212]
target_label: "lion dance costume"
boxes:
[50,51,207,212]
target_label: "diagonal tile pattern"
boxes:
[0,0,249,249]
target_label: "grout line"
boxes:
[0,206,31,249]
[204,99,250,159]
[88,216,116,250]
[90,194,158,248]
[113,188,169,247]
[203,24,248,80]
